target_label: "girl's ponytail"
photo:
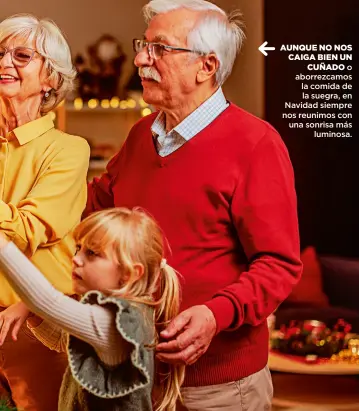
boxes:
[154,262,185,411]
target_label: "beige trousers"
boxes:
[178,366,273,411]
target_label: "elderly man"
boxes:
[85,0,302,409]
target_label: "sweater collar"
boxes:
[8,114,54,145]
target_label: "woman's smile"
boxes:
[0,73,19,83]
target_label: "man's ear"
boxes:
[196,53,219,84]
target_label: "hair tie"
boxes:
[160,258,167,269]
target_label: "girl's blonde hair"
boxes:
[73,207,184,411]
[0,14,76,114]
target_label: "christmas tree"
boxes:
[0,399,17,411]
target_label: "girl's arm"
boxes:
[0,237,127,362]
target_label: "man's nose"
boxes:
[134,47,154,67]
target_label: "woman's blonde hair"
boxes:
[0,13,76,113]
[73,207,185,411]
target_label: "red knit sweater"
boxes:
[86,103,302,386]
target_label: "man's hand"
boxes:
[156,305,217,366]
[0,302,30,345]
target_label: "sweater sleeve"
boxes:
[84,151,121,218]
[0,242,127,360]
[205,129,303,333]
[0,138,90,255]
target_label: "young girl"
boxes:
[0,208,184,411]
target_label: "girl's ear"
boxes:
[133,263,145,281]
[119,263,144,287]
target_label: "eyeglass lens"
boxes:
[134,40,162,60]
[0,47,34,66]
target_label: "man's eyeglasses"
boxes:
[0,46,40,68]
[133,39,203,60]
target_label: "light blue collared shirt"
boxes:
[151,87,229,157]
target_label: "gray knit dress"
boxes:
[58,292,154,411]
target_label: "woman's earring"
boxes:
[44,91,50,98]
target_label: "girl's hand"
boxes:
[0,302,31,345]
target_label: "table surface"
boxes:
[269,350,359,375]
[271,372,359,410]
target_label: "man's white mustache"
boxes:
[139,67,161,83]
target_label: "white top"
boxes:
[0,242,128,366]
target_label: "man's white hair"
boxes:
[0,14,76,114]
[143,0,245,86]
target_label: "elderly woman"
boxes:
[0,14,89,411]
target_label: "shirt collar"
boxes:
[10,114,54,145]
[151,87,227,140]
[151,111,166,139]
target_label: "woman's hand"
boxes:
[0,302,31,345]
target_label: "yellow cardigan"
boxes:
[0,114,90,306]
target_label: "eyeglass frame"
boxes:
[0,46,41,68]
[133,39,205,60]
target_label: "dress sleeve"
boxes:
[67,291,154,399]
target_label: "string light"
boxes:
[139,98,148,108]
[70,96,149,111]
[73,98,83,110]
[88,99,98,109]
[126,98,137,109]
[110,97,120,108]
[120,100,128,109]
[141,108,152,117]
[101,99,110,109]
